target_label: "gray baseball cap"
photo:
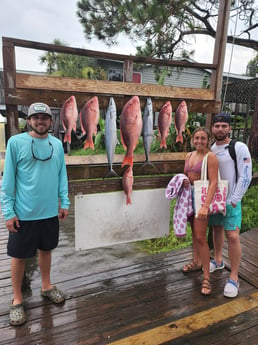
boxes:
[28,102,52,118]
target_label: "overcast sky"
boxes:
[0,0,257,75]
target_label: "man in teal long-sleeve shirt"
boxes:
[0,102,70,326]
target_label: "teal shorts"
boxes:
[208,202,241,231]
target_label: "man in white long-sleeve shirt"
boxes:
[209,112,252,298]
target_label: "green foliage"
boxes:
[246,53,258,77]
[241,186,258,233]
[39,39,106,80]
[202,74,210,88]
[137,200,193,254]
[252,159,258,173]
[69,110,207,156]
[76,1,257,61]
[137,185,258,254]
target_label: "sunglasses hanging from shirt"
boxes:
[31,139,53,161]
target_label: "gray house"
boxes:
[96,58,211,87]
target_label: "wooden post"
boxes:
[207,0,231,129]
[243,99,250,143]
[2,37,19,139]
[124,60,133,82]
[208,0,231,249]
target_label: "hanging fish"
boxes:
[120,96,142,168]
[158,101,172,149]
[105,97,119,177]
[122,166,133,205]
[174,100,188,143]
[142,97,154,164]
[80,96,100,150]
[60,95,78,144]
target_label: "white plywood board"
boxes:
[75,189,170,251]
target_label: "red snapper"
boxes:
[80,96,100,150]
[158,101,172,149]
[174,100,188,143]
[120,96,142,168]
[60,95,78,144]
[122,166,134,205]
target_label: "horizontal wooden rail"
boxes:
[4,73,221,113]
[65,153,186,180]
[68,175,172,195]
[68,172,258,195]
[2,36,217,70]
[66,154,258,195]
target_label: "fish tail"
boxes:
[142,161,157,169]
[176,133,183,143]
[121,155,133,168]
[83,138,94,150]
[126,195,131,205]
[160,138,167,149]
[105,169,119,178]
[63,133,71,144]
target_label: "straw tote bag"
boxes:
[194,153,228,217]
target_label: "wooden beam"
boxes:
[206,0,231,129]
[2,36,217,70]
[10,89,220,113]
[15,74,215,100]
[68,175,173,195]
[68,172,258,195]
[2,38,19,137]
[10,73,220,113]
[210,0,231,104]
[65,152,187,180]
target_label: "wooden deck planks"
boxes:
[0,200,258,344]
[108,291,258,345]
[164,307,258,345]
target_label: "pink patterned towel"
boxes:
[166,174,193,237]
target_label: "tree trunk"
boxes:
[248,88,258,160]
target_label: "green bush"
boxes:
[241,185,258,233]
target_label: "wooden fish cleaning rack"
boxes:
[1,3,231,193]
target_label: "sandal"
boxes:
[182,261,202,273]
[201,278,212,296]
[41,286,65,304]
[9,302,26,326]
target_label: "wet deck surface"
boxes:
[0,196,258,344]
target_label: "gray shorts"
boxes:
[7,216,59,258]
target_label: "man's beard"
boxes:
[213,133,229,141]
[30,125,50,136]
